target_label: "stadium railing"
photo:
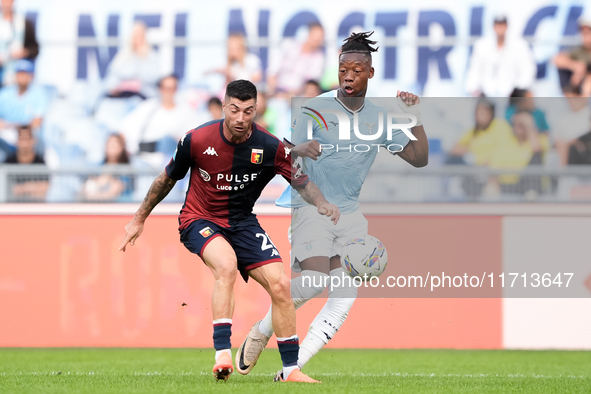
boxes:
[0,164,590,203]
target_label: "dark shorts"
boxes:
[180,217,283,282]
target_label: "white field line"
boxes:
[0,371,587,379]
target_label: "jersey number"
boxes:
[256,233,279,257]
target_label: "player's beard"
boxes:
[225,118,252,142]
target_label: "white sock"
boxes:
[298,267,358,369]
[259,270,328,338]
[282,365,299,379]
[215,349,231,362]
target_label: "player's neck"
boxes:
[336,89,366,112]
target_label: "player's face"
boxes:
[338,53,374,98]
[223,97,256,141]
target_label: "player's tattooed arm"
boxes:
[296,181,340,224]
[119,171,177,251]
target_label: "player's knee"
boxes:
[214,259,237,284]
[298,270,329,298]
[268,274,291,302]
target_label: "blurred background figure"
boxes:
[301,79,322,97]
[486,111,548,196]
[553,85,591,165]
[553,15,591,97]
[505,88,549,133]
[465,15,536,97]
[254,91,279,136]
[119,74,199,168]
[0,59,48,152]
[0,0,38,86]
[104,21,159,99]
[4,124,48,201]
[207,97,223,120]
[449,98,513,166]
[213,33,262,86]
[268,22,325,97]
[82,133,132,202]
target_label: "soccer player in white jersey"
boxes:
[235,32,429,379]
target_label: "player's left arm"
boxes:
[395,90,429,168]
[275,140,340,224]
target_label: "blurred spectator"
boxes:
[4,124,48,201]
[449,98,513,166]
[487,111,548,195]
[568,124,591,165]
[0,59,48,149]
[301,79,322,97]
[505,88,549,133]
[82,133,132,201]
[207,97,223,120]
[212,33,262,86]
[119,74,200,168]
[554,84,591,165]
[104,21,159,99]
[0,0,38,86]
[254,91,278,136]
[553,16,591,96]
[465,15,536,97]
[268,23,325,97]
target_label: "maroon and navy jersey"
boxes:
[165,119,309,230]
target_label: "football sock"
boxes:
[259,270,328,338]
[215,349,231,362]
[277,335,299,378]
[212,318,232,360]
[299,268,358,368]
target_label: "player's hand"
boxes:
[397,90,420,106]
[318,202,340,225]
[396,90,423,127]
[291,140,322,160]
[119,217,145,252]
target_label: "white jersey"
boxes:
[279,90,410,214]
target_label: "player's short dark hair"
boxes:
[225,79,257,103]
[341,31,379,56]
[208,97,222,107]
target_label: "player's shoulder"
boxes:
[192,119,223,133]
[255,123,281,145]
[300,90,337,110]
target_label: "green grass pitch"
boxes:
[1,348,590,393]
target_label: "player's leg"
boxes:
[248,262,320,383]
[257,257,329,339]
[298,256,358,368]
[201,236,238,382]
[297,211,367,368]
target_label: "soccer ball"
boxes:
[340,235,388,279]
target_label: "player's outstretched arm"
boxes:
[294,181,340,224]
[395,90,429,168]
[119,171,177,251]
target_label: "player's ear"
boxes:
[369,67,374,79]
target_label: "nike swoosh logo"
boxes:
[239,340,250,370]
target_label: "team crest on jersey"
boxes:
[199,227,213,238]
[251,149,263,164]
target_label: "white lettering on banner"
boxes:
[307,109,417,141]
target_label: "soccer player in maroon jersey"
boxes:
[119,80,338,383]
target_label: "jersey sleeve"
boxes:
[274,140,309,189]
[165,131,193,180]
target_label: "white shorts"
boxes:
[290,205,368,272]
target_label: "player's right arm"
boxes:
[119,131,193,252]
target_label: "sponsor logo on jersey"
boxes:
[203,147,218,156]
[199,168,211,181]
[251,149,263,164]
[199,227,213,237]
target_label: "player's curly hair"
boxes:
[341,31,379,55]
